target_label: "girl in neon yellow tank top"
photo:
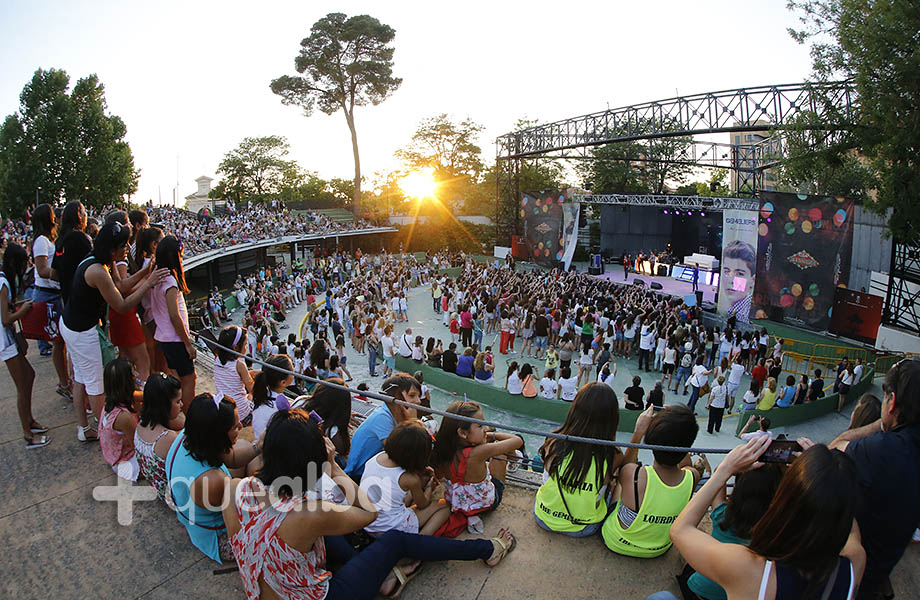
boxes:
[535,383,656,536]
[602,405,704,557]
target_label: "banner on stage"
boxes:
[520,190,580,270]
[751,192,855,331]
[718,209,759,323]
[829,288,883,344]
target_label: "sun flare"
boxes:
[399,169,438,199]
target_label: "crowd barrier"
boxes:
[734,367,875,435]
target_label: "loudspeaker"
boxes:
[657,264,668,276]
[633,278,645,286]
[651,282,663,290]
[696,291,703,306]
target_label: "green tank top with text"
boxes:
[534,453,609,532]
[602,465,693,557]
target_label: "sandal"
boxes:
[29,421,48,434]
[383,562,423,599]
[25,434,51,449]
[77,424,98,442]
[485,528,516,567]
[56,384,72,400]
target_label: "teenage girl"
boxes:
[360,420,451,536]
[1,244,48,448]
[433,401,524,532]
[251,354,294,439]
[99,358,140,480]
[213,326,256,426]
[334,334,352,381]
[150,236,195,412]
[136,227,167,374]
[106,211,150,384]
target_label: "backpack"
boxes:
[680,353,693,368]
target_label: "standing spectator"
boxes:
[751,359,768,390]
[828,359,920,599]
[459,305,473,348]
[706,375,728,434]
[687,356,711,413]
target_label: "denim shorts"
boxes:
[534,336,548,349]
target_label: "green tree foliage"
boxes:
[213,136,294,202]
[787,0,920,240]
[0,68,137,216]
[578,141,650,194]
[675,169,731,196]
[271,13,402,217]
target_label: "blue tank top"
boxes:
[763,556,853,599]
[165,431,230,562]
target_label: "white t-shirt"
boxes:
[252,403,279,439]
[709,384,727,408]
[740,429,774,441]
[639,326,654,351]
[853,364,864,383]
[398,334,413,358]
[742,390,758,407]
[32,235,60,290]
[598,371,616,388]
[381,335,395,358]
[507,372,523,395]
[540,377,558,399]
[691,364,709,388]
[728,363,745,385]
[558,376,579,401]
[663,347,677,365]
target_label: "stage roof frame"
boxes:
[577,194,758,212]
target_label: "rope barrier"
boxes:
[191,331,733,455]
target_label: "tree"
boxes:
[642,123,695,193]
[0,68,138,216]
[578,141,650,194]
[213,136,294,202]
[787,0,920,240]
[271,13,402,217]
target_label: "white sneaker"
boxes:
[913,528,920,543]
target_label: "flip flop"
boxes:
[383,562,423,599]
[485,528,516,567]
[29,421,49,434]
[25,434,51,449]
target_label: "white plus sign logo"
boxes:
[93,478,158,525]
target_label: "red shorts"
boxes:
[108,307,146,347]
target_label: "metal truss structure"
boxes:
[577,194,759,212]
[882,241,920,335]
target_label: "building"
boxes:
[184,176,213,213]
[728,121,781,193]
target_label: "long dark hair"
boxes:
[252,354,293,409]
[303,378,352,455]
[749,446,859,596]
[140,373,181,428]
[541,382,621,492]
[217,325,245,366]
[184,393,237,468]
[155,235,189,294]
[135,226,163,269]
[432,400,481,467]
[57,201,86,242]
[93,221,131,264]
[103,358,136,414]
[257,408,326,497]
[720,464,783,539]
[1,243,28,300]
[32,203,56,241]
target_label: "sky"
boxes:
[0,0,815,205]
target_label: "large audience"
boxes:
[1,200,918,600]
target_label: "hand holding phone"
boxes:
[762,440,802,464]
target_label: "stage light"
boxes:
[663,210,669,215]
[688,211,694,216]
[701,212,706,217]
[767,217,772,223]
[675,210,681,215]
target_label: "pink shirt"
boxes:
[150,274,189,343]
[100,406,137,467]
[460,311,473,328]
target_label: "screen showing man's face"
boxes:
[722,258,753,303]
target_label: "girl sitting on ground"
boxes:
[557,366,579,402]
[505,361,522,395]
[535,384,651,537]
[433,400,525,533]
[360,420,450,537]
[520,363,538,398]
[473,352,494,384]
[213,326,256,426]
[100,358,142,480]
[251,354,295,440]
[540,368,558,399]
[303,378,353,459]
[135,372,184,505]
[222,408,516,600]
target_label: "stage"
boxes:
[587,264,718,304]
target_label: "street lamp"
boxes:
[35,186,41,205]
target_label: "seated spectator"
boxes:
[535,385,650,537]
[302,378,353,459]
[425,337,442,368]
[737,415,773,440]
[686,463,784,600]
[776,374,797,408]
[251,354,295,440]
[441,342,458,374]
[165,394,262,562]
[757,377,778,411]
[646,381,664,409]
[135,372,184,506]
[345,374,421,481]
[539,368,558,399]
[455,348,475,379]
[360,420,449,536]
[520,363,538,398]
[473,352,494,384]
[222,408,516,600]
[671,439,865,599]
[828,359,920,598]
[506,361,523,395]
[99,358,140,481]
[741,380,760,411]
[602,405,703,557]
[557,366,579,402]
[623,375,645,410]
[848,393,881,430]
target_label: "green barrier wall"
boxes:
[734,367,875,435]
[396,356,643,432]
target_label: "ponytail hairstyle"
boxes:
[135,226,164,272]
[217,325,246,366]
[432,400,482,467]
[155,235,189,294]
[252,354,294,409]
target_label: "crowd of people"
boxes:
[2,200,918,600]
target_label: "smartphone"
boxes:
[651,405,666,411]
[762,440,802,464]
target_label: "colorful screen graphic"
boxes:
[751,192,854,330]
[718,210,759,323]
[521,191,578,269]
